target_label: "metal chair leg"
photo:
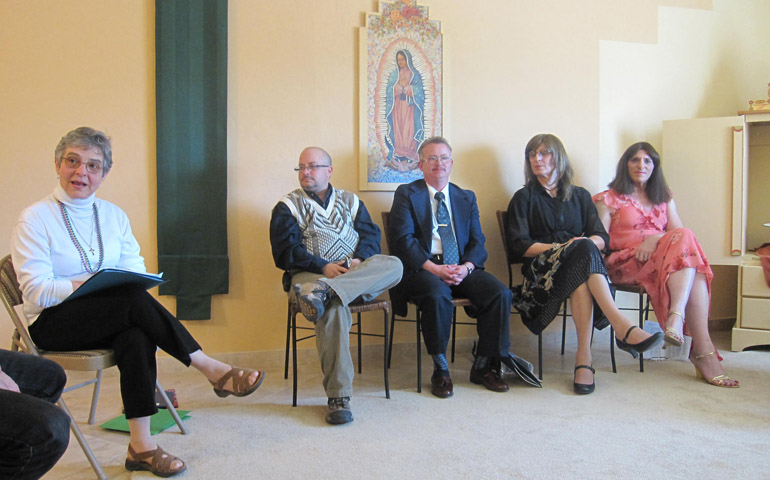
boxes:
[638,293,645,373]
[537,333,543,380]
[284,303,291,379]
[560,301,567,355]
[416,309,422,393]
[382,307,390,399]
[450,307,457,363]
[610,326,617,373]
[291,310,298,407]
[357,313,363,374]
[155,380,188,434]
[87,369,102,425]
[387,311,396,369]
[58,397,107,480]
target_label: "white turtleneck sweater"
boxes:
[11,185,146,323]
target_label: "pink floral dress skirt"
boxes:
[592,189,713,335]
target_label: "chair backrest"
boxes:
[0,254,39,354]
[495,210,516,288]
[380,211,392,254]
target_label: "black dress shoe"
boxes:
[573,364,595,395]
[470,366,509,392]
[430,372,454,398]
[615,326,664,359]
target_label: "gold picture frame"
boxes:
[358,0,446,191]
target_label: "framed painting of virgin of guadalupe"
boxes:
[359,0,445,191]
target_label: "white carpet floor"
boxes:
[44,328,770,479]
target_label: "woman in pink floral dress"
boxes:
[594,142,738,388]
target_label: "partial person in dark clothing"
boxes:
[505,133,663,395]
[0,349,70,480]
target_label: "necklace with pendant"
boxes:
[58,201,104,273]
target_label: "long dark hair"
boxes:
[609,142,671,205]
[524,133,574,201]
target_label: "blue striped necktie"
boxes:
[435,192,459,265]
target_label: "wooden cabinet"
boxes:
[663,112,770,351]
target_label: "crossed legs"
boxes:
[569,274,658,385]
[667,268,737,387]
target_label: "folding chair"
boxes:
[0,254,186,480]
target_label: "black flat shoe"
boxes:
[573,365,595,395]
[615,326,663,359]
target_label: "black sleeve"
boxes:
[352,201,381,259]
[577,188,610,249]
[269,202,327,274]
[505,187,535,263]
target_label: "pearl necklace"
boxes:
[57,200,104,273]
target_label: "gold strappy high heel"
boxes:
[691,351,739,388]
[664,311,685,347]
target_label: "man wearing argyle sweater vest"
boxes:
[270,147,402,424]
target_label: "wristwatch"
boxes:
[465,263,474,275]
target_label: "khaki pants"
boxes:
[291,254,402,398]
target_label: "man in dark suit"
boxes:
[388,136,513,398]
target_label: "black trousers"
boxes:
[0,350,70,480]
[29,285,201,419]
[401,269,512,358]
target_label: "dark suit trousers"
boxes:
[0,350,70,480]
[29,285,201,419]
[402,269,512,357]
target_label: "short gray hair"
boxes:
[55,127,113,175]
[417,136,452,159]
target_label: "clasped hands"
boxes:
[322,258,362,278]
[424,261,469,286]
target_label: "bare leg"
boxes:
[189,349,259,388]
[570,283,595,385]
[665,268,695,343]
[127,417,184,470]
[668,267,695,314]
[585,274,652,344]
[686,273,738,387]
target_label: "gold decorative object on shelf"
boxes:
[748,83,770,111]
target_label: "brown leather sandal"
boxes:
[125,444,186,477]
[211,366,265,398]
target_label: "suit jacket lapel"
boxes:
[449,184,469,251]
[410,180,433,252]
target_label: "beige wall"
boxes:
[1,0,767,353]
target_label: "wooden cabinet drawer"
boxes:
[741,265,770,298]
[740,297,770,330]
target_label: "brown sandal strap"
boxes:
[213,367,263,394]
[128,444,185,475]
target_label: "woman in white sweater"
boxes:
[11,127,264,478]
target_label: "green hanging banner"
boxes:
[155,0,228,320]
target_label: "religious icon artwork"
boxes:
[359,0,444,190]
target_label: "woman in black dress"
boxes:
[506,133,663,394]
